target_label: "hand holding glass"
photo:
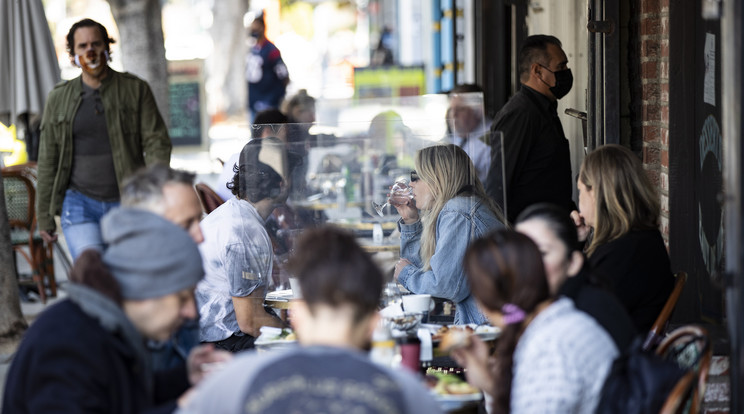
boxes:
[372,179,414,217]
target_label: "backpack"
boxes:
[595,337,688,414]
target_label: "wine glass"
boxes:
[380,281,403,309]
[372,179,414,217]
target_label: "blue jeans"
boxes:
[60,189,120,260]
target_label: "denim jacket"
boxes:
[397,196,505,324]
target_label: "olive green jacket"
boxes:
[36,70,172,232]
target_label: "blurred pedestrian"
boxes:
[3,208,230,413]
[36,18,171,260]
[245,13,289,122]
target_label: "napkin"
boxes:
[380,302,404,318]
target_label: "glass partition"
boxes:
[215,93,492,287]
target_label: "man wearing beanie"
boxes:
[3,208,230,413]
[196,137,288,352]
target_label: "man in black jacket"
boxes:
[3,209,229,413]
[485,35,575,223]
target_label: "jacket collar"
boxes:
[67,283,153,395]
[520,83,558,114]
[73,68,119,95]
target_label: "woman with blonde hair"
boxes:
[571,144,674,332]
[393,144,505,324]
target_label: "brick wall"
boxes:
[637,0,730,411]
[639,0,670,244]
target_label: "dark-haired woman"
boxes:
[453,230,617,414]
[516,203,636,351]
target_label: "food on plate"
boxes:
[425,371,480,396]
[435,325,475,352]
[274,329,296,341]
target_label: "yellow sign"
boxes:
[0,123,28,166]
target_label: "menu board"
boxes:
[168,60,207,147]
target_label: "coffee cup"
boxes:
[402,294,435,314]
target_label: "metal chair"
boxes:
[643,272,688,351]
[656,325,712,414]
[2,164,56,302]
[194,182,225,214]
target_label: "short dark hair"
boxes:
[66,18,116,57]
[516,203,579,257]
[252,109,289,139]
[121,163,196,208]
[287,227,383,323]
[228,138,286,202]
[448,84,484,95]
[517,34,562,80]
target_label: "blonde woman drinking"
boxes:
[393,144,506,324]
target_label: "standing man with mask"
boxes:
[245,13,289,122]
[37,18,171,260]
[485,35,575,223]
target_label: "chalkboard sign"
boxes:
[168,60,207,147]
[169,81,201,145]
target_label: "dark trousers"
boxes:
[207,333,257,353]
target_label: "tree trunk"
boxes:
[207,0,249,117]
[107,0,170,128]
[0,174,29,347]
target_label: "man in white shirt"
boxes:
[445,84,491,184]
[196,138,288,351]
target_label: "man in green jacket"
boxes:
[37,18,171,260]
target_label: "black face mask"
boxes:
[539,65,573,100]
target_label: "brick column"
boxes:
[639,0,670,244]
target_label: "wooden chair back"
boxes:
[658,371,696,414]
[656,325,712,414]
[194,182,225,214]
[643,272,688,351]
[2,165,54,302]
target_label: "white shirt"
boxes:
[510,298,618,414]
[196,198,273,342]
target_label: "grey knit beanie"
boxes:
[101,208,203,300]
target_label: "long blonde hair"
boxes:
[580,144,660,256]
[416,145,505,270]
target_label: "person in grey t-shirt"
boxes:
[179,227,443,414]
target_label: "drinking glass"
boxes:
[372,179,414,217]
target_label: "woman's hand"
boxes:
[570,210,591,242]
[186,344,233,385]
[392,198,419,224]
[450,336,494,392]
[394,258,412,281]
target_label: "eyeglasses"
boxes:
[410,170,419,182]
